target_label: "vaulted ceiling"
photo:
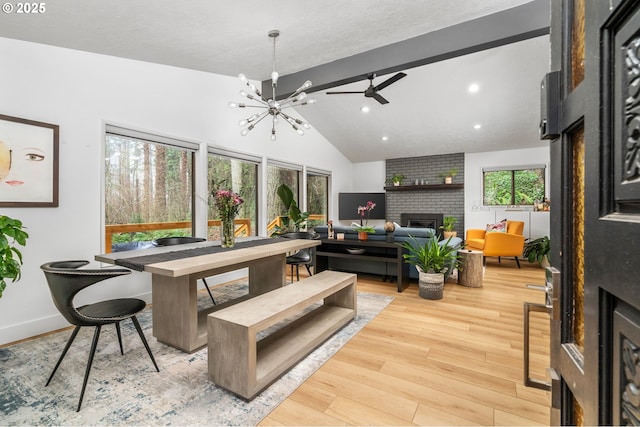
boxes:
[0,0,550,162]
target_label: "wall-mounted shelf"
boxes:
[384,184,464,191]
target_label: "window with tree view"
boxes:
[307,172,329,229]
[483,167,545,206]
[267,163,299,234]
[208,153,258,239]
[104,132,195,252]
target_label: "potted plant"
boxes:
[439,168,458,184]
[387,174,405,186]
[351,201,376,240]
[401,235,461,300]
[523,235,551,268]
[440,216,457,239]
[272,183,309,235]
[0,215,29,298]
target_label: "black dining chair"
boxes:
[153,236,216,304]
[40,260,159,411]
[279,231,320,282]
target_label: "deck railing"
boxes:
[265,214,326,236]
[106,214,326,253]
[105,219,252,253]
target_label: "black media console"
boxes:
[314,238,409,292]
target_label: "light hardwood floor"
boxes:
[260,259,551,426]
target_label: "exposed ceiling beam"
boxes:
[264,0,550,99]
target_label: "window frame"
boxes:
[103,125,199,252]
[207,146,261,238]
[306,167,331,229]
[266,160,303,234]
[482,164,547,206]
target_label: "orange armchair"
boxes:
[465,220,525,268]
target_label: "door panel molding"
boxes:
[613,5,640,211]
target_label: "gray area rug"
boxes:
[0,281,392,426]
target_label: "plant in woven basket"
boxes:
[401,235,461,274]
[402,235,461,300]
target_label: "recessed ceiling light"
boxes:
[381,136,389,141]
[473,124,482,129]
[360,106,370,113]
[468,83,480,93]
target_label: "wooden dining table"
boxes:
[95,237,321,353]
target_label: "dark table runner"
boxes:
[114,238,278,271]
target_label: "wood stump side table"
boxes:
[458,249,484,288]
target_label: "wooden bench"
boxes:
[207,270,357,400]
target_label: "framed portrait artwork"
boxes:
[0,114,59,207]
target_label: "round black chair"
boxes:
[153,236,216,304]
[279,231,320,282]
[41,260,159,412]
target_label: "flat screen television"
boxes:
[338,193,386,220]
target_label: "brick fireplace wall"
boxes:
[385,153,465,236]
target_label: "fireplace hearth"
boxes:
[400,213,443,231]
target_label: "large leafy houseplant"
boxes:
[401,235,462,299]
[401,235,461,274]
[0,215,29,298]
[272,183,309,235]
[523,236,550,264]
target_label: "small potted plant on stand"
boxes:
[440,216,457,239]
[523,236,551,268]
[402,235,461,300]
[352,201,376,240]
[387,174,405,187]
[0,215,29,298]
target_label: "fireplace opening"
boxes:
[400,213,443,231]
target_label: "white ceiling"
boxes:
[0,0,549,163]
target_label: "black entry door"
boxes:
[548,0,640,424]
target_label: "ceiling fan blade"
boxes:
[374,72,407,92]
[373,93,389,105]
[326,91,365,94]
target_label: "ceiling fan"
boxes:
[326,72,407,105]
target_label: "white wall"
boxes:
[352,161,385,192]
[464,146,550,212]
[0,37,354,344]
[337,161,387,228]
[464,146,550,239]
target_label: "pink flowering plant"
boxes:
[214,189,243,247]
[214,189,244,221]
[352,200,376,233]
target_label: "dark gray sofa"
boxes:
[313,225,462,280]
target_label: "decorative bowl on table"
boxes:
[346,248,365,255]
